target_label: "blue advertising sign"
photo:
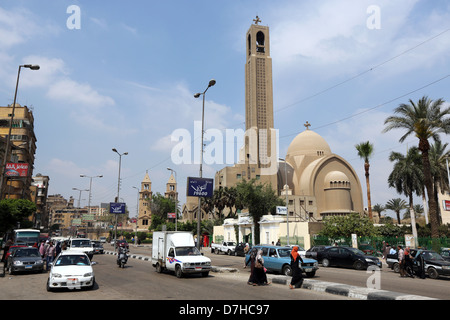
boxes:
[110,202,126,214]
[186,177,214,198]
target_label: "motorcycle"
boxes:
[117,246,128,268]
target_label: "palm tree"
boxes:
[388,147,423,247]
[355,141,374,220]
[429,141,450,224]
[385,198,407,224]
[372,203,385,220]
[383,96,450,239]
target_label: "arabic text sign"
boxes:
[6,163,29,177]
[110,202,126,214]
[186,177,213,198]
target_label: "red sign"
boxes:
[167,213,176,219]
[443,200,450,211]
[6,163,29,177]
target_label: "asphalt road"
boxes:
[126,244,450,300]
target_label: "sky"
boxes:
[0,0,449,220]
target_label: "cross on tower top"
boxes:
[253,16,261,25]
[304,121,311,130]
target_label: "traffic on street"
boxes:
[2,240,448,301]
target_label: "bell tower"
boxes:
[244,16,275,170]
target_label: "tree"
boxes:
[149,193,176,230]
[388,147,423,247]
[372,203,385,220]
[235,179,284,244]
[355,141,374,220]
[385,198,407,224]
[429,141,450,224]
[319,212,378,238]
[383,96,450,240]
[0,199,37,234]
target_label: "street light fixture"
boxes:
[112,148,128,250]
[0,64,40,199]
[72,187,89,208]
[80,174,103,237]
[279,158,290,246]
[194,79,216,250]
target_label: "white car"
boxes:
[46,251,96,291]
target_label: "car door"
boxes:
[264,248,278,272]
[326,247,340,266]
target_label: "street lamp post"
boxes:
[194,79,216,250]
[0,64,40,200]
[80,174,103,237]
[167,167,178,231]
[279,158,290,246]
[112,148,128,251]
[132,186,139,247]
[72,187,89,207]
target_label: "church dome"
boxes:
[286,129,332,157]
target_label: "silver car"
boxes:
[6,247,44,274]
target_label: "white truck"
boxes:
[211,241,236,255]
[152,231,211,278]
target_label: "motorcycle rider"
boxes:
[117,241,129,267]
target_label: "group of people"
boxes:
[243,244,304,289]
[381,241,426,279]
[38,239,64,271]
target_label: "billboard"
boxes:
[110,202,126,214]
[6,163,29,177]
[186,177,213,198]
[443,200,450,211]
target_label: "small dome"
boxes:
[324,171,350,189]
[287,129,331,157]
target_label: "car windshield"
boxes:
[176,246,201,256]
[55,255,90,266]
[347,248,366,256]
[421,251,445,261]
[225,242,236,246]
[71,240,91,247]
[278,248,291,258]
[14,248,40,257]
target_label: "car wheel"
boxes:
[354,260,365,270]
[46,280,53,292]
[175,265,183,278]
[155,262,162,273]
[89,277,95,290]
[305,271,316,278]
[393,262,400,273]
[428,267,439,279]
[322,258,330,267]
[282,265,292,276]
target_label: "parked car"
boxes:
[245,245,318,277]
[6,247,44,274]
[305,245,331,263]
[387,249,450,279]
[321,246,382,270]
[211,241,236,255]
[4,244,28,262]
[440,248,450,262]
[46,251,97,291]
[234,243,251,256]
[92,241,104,254]
[99,237,107,243]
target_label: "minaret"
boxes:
[137,171,152,231]
[244,16,275,169]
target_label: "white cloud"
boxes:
[47,79,115,108]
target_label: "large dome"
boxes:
[287,129,332,157]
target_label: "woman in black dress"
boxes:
[289,246,304,289]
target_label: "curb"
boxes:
[104,251,438,300]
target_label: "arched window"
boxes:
[256,31,265,53]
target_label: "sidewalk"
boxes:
[104,247,437,300]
